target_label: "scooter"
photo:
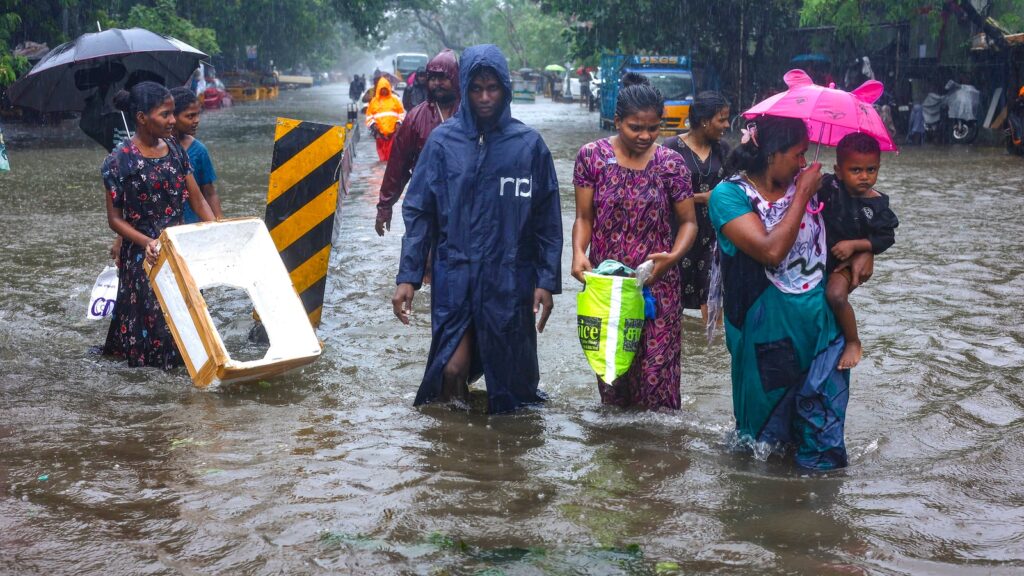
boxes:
[921,80,981,144]
[1005,89,1024,156]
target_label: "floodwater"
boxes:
[1,83,1023,575]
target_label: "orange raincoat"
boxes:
[366,77,405,138]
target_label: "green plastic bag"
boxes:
[577,270,645,384]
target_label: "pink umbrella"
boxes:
[742,69,897,158]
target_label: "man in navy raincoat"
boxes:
[392,44,562,414]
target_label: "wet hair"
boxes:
[836,132,880,164]
[470,65,501,84]
[615,72,664,120]
[112,81,172,119]
[728,115,808,175]
[169,86,198,115]
[689,91,730,128]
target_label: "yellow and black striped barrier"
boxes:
[264,117,347,328]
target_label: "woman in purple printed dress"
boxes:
[101,82,215,368]
[571,73,698,410]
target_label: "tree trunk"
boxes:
[412,9,466,52]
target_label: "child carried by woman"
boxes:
[819,132,899,369]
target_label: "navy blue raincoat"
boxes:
[397,44,563,414]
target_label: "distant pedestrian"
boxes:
[170,87,223,223]
[349,74,363,102]
[366,76,406,161]
[402,67,429,110]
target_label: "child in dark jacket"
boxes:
[819,132,899,369]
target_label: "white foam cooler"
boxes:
[146,218,323,388]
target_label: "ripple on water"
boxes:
[3,86,1024,573]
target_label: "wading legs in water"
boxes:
[441,326,474,408]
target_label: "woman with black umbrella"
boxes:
[101,81,215,368]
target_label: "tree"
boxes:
[0,12,29,86]
[543,0,802,105]
[386,0,569,69]
[126,0,219,55]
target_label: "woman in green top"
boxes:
[708,115,873,470]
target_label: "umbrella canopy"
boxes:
[544,64,566,73]
[8,27,207,112]
[743,69,896,152]
[791,53,830,64]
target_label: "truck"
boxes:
[392,53,429,89]
[599,54,696,134]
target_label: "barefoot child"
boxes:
[819,132,899,369]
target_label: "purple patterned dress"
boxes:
[101,138,191,368]
[573,138,693,410]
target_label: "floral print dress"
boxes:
[574,138,693,410]
[101,138,191,368]
[663,137,729,309]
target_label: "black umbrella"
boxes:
[8,27,207,113]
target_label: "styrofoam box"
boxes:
[147,218,322,388]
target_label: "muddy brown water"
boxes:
[1,84,1023,575]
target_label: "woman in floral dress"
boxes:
[663,91,731,322]
[571,73,698,410]
[101,81,215,368]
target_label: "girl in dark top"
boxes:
[819,132,899,370]
[101,81,215,368]
[664,91,731,322]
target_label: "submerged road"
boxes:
[1,83,1023,574]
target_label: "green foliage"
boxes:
[799,0,945,40]
[989,0,1024,32]
[387,0,569,69]
[125,0,220,54]
[0,51,28,85]
[0,10,26,86]
[544,0,803,103]
[800,0,1024,40]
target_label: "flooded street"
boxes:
[1,83,1023,574]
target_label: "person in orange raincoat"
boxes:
[366,76,405,161]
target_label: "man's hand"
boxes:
[533,288,553,333]
[392,283,415,324]
[375,207,392,236]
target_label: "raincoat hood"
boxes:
[375,76,393,99]
[456,44,512,136]
[426,48,460,106]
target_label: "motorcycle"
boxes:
[921,80,981,144]
[1005,88,1024,156]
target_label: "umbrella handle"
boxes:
[811,122,825,163]
[120,111,132,140]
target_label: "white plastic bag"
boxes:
[87,266,119,320]
[0,130,9,172]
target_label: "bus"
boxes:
[392,53,429,89]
